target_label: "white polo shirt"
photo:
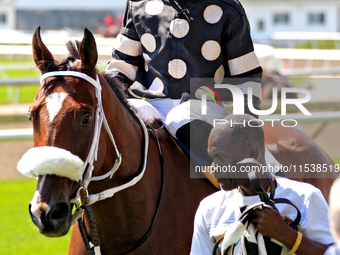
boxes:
[190,177,334,255]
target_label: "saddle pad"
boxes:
[174,136,220,190]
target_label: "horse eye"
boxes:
[82,113,93,126]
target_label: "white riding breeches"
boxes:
[127,98,228,137]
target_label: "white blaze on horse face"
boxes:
[30,190,42,218]
[45,92,68,122]
[38,175,46,194]
[30,175,46,219]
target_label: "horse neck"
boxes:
[85,76,162,251]
[98,75,144,179]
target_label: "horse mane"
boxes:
[100,71,139,117]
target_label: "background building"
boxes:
[242,0,340,39]
[0,0,16,30]
[1,0,340,37]
[6,0,126,32]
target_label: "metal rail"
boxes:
[0,79,39,85]
[0,128,33,140]
[2,111,340,141]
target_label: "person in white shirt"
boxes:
[190,114,333,255]
[324,178,340,255]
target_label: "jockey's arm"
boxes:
[106,0,143,92]
[252,206,330,255]
[218,7,263,118]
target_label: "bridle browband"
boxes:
[40,70,165,255]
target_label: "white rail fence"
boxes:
[1,111,340,141]
[0,128,32,140]
[2,32,340,140]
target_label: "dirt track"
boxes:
[0,140,33,179]
[0,122,33,180]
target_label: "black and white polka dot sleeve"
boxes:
[106,0,144,88]
[221,1,263,103]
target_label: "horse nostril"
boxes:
[49,202,69,220]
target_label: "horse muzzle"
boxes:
[29,191,72,237]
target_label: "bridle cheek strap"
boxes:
[84,117,149,206]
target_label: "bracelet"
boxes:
[288,231,303,254]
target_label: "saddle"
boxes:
[173,136,220,189]
[159,122,220,189]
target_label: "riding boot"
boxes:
[175,119,213,164]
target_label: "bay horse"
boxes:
[18,27,336,255]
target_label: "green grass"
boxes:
[0,58,40,104]
[0,58,35,64]
[0,57,106,105]
[0,85,40,104]
[296,40,339,50]
[0,179,71,255]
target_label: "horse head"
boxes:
[17,27,123,237]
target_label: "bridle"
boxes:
[40,71,147,206]
[39,70,165,255]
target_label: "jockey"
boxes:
[190,115,333,255]
[106,0,262,162]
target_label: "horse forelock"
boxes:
[38,57,78,74]
[38,40,81,82]
[66,40,81,60]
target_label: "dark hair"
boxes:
[211,114,265,152]
[100,71,139,118]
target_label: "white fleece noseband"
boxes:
[17,146,85,182]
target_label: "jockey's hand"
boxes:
[250,205,290,241]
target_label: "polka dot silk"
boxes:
[110,0,261,100]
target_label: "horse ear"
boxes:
[32,26,54,72]
[79,28,98,73]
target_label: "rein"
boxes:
[77,125,165,255]
[40,71,165,254]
